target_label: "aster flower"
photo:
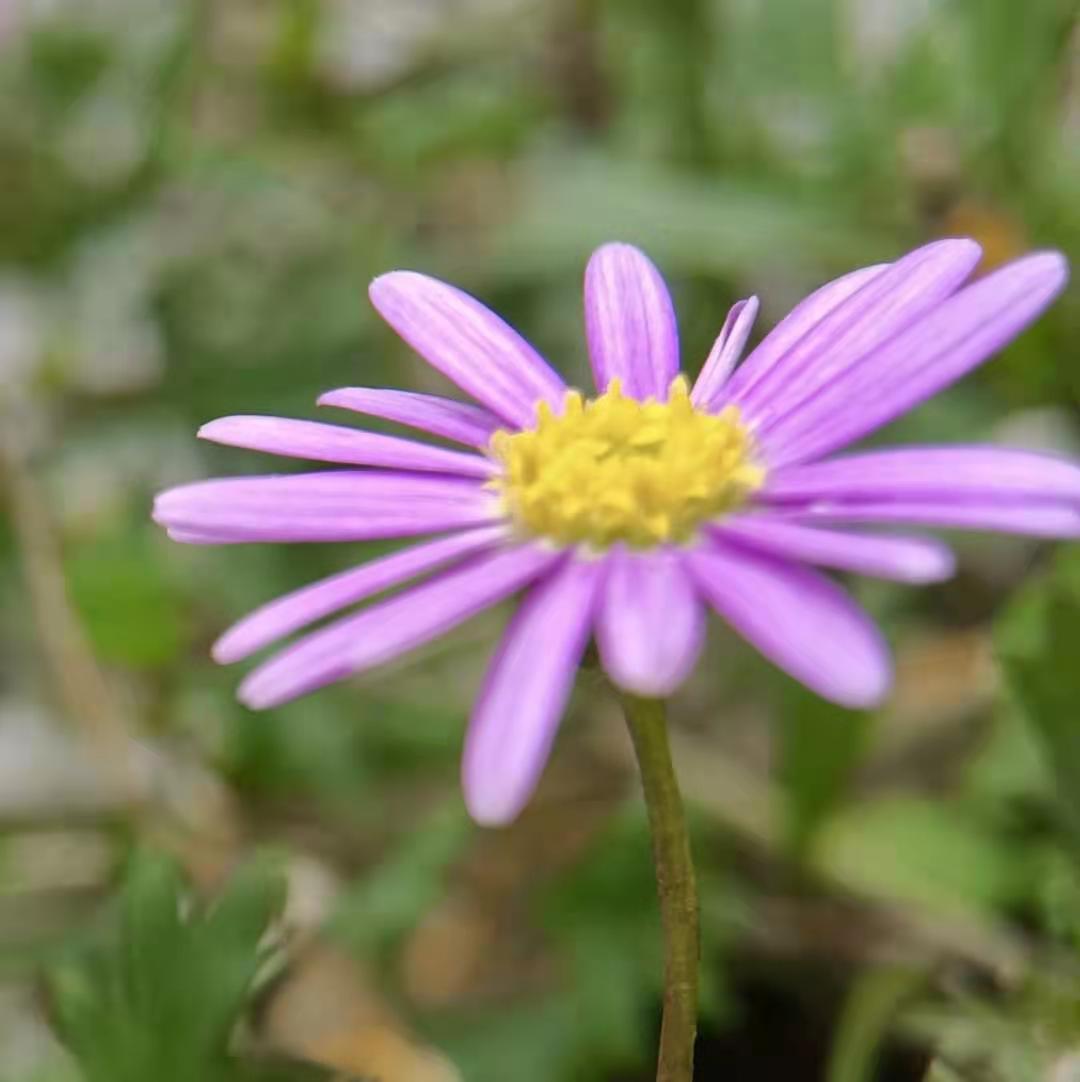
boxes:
[154,239,1073,826]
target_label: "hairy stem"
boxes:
[620,692,699,1082]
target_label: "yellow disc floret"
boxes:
[490,376,764,549]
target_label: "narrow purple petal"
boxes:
[597,547,705,695]
[684,541,892,708]
[317,387,503,447]
[238,544,560,709]
[762,252,1070,466]
[369,272,565,428]
[690,297,759,409]
[199,415,495,477]
[774,500,1080,538]
[711,517,955,583]
[762,446,1080,506]
[463,556,602,826]
[213,526,508,664]
[154,471,500,543]
[719,263,889,404]
[734,239,983,430]
[584,243,680,399]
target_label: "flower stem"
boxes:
[619,692,699,1082]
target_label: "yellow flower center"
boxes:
[489,376,765,549]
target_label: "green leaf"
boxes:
[429,1000,578,1082]
[827,967,923,1082]
[327,802,471,959]
[486,153,887,283]
[65,523,189,669]
[539,808,665,1068]
[542,805,737,1074]
[1036,847,1080,950]
[49,850,286,1082]
[997,552,1080,846]
[816,796,1028,916]
[924,1062,967,1082]
[776,685,874,860]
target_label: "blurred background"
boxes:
[1,0,1079,1079]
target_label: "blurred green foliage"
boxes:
[999,550,1080,844]
[50,853,290,1082]
[0,1,1078,1080]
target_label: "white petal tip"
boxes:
[152,499,173,527]
[369,271,418,302]
[829,667,893,711]
[1027,250,1070,290]
[211,637,243,666]
[848,688,890,711]
[196,419,225,440]
[586,242,660,275]
[906,548,957,584]
[908,568,953,586]
[152,484,197,519]
[726,294,760,330]
[933,236,983,261]
[197,417,256,446]
[991,250,1070,300]
[463,788,521,828]
[236,680,271,711]
[591,241,639,258]
[606,668,687,699]
[913,567,955,586]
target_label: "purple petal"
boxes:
[597,547,705,695]
[154,471,500,543]
[317,387,503,447]
[734,239,983,430]
[762,252,1070,466]
[584,243,680,399]
[774,500,1080,538]
[761,443,1080,506]
[712,517,955,583]
[369,272,565,428]
[199,415,495,477]
[462,556,602,826]
[684,541,892,708]
[213,526,508,664]
[238,544,560,709]
[690,297,759,409]
[763,446,1080,506]
[719,263,889,404]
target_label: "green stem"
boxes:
[619,693,699,1082]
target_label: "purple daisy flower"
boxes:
[154,240,1074,825]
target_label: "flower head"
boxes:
[491,377,763,548]
[154,240,1074,825]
